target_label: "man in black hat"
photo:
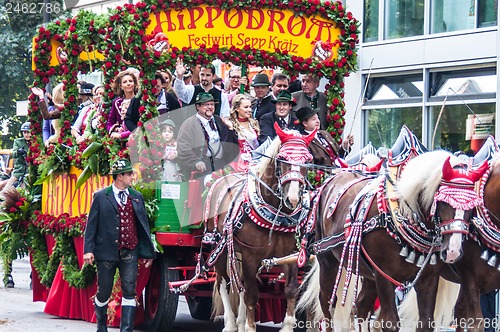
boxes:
[295,106,353,166]
[251,73,275,121]
[176,92,238,179]
[84,159,155,332]
[174,58,230,118]
[259,90,298,143]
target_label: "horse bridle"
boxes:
[275,157,309,210]
[432,179,478,238]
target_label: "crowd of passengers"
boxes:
[31,59,354,182]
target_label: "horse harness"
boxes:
[471,167,500,265]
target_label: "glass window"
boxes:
[432,0,476,33]
[364,0,379,42]
[366,75,423,101]
[385,0,424,39]
[366,107,422,148]
[430,69,497,97]
[430,103,495,153]
[479,0,498,27]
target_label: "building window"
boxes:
[385,0,424,39]
[366,74,423,102]
[429,68,496,153]
[366,107,423,148]
[479,0,498,27]
[364,0,379,42]
[430,104,495,153]
[431,0,476,33]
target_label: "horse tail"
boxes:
[333,269,358,332]
[297,259,323,323]
[433,277,460,328]
[398,289,419,329]
[212,276,224,318]
[398,277,459,329]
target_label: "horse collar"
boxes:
[246,189,310,233]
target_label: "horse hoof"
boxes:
[222,325,238,332]
[4,274,14,288]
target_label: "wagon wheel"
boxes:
[144,253,179,332]
[186,284,213,320]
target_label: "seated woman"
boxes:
[227,94,260,171]
[105,70,138,134]
[295,106,353,166]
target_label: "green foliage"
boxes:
[0,0,66,148]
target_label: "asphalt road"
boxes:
[0,258,280,331]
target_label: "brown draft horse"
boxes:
[204,123,317,332]
[437,152,500,332]
[299,151,486,332]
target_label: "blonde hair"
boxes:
[160,69,173,92]
[52,83,65,104]
[111,70,139,97]
[229,94,260,136]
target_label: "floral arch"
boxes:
[0,0,360,306]
[30,0,359,181]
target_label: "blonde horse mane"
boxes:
[250,136,282,176]
[490,152,500,168]
[397,150,460,220]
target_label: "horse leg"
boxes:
[413,273,440,332]
[236,291,246,332]
[219,277,239,332]
[374,276,399,332]
[456,280,484,332]
[355,278,378,332]
[279,263,299,332]
[241,261,259,332]
[453,289,468,332]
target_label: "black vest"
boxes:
[189,85,223,116]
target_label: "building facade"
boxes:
[345,0,498,154]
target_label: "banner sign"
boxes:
[147,5,341,59]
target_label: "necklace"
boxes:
[237,117,249,122]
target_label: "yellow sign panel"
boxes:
[42,167,112,217]
[32,39,105,70]
[147,5,341,59]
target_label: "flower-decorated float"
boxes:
[0,0,358,329]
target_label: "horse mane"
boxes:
[251,136,282,176]
[490,152,500,168]
[397,150,460,219]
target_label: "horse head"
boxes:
[435,157,489,263]
[274,122,316,209]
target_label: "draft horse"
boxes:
[439,151,500,332]
[203,123,317,332]
[300,151,486,332]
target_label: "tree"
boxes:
[0,0,64,148]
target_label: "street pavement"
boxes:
[0,258,280,331]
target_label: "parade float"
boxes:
[0,0,359,329]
